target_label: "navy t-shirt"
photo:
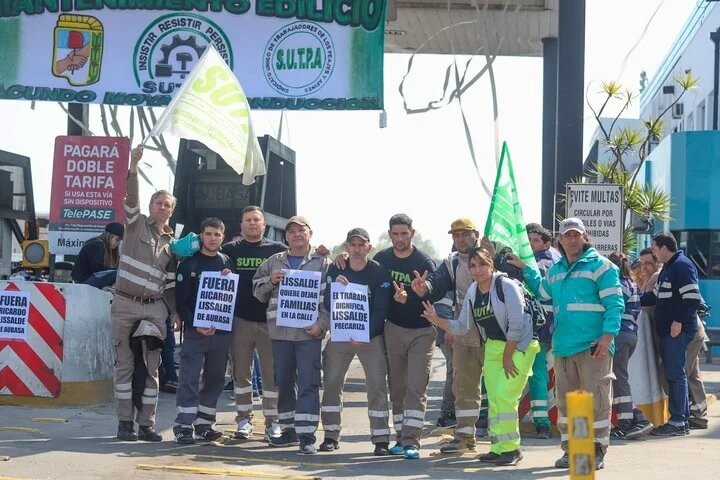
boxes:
[373,246,436,329]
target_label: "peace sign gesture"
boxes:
[410,270,429,297]
[393,281,408,304]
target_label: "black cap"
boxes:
[346,227,370,243]
[105,222,124,239]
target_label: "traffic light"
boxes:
[21,240,50,268]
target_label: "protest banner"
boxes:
[330,282,370,343]
[566,183,624,256]
[193,271,239,332]
[49,136,129,254]
[276,269,322,328]
[0,291,31,340]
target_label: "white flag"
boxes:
[148,46,265,185]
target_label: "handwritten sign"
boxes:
[193,272,239,332]
[276,269,322,328]
[330,282,370,343]
[0,291,30,340]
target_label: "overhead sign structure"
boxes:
[0,6,385,110]
[565,183,624,256]
[49,136,129,255]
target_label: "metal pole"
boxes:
[541,37,558,229]
[711,28,720,130]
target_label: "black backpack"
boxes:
[494,275,547,336]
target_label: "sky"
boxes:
[0,0,700,253]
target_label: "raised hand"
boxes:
[393,281,407,304]
[410,270,429,297]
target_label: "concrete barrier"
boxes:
[0,281,114,406]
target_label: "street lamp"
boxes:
[712,27,720,130]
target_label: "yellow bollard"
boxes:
[567,390,595,479]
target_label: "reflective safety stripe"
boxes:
[456,426,474,435]
[393,414,404,422]
[567,303,605,312]
[175,423,193,429]
[393,422,403,429]
[371,428,392,435]
[530,400,548,407]
[599,287,622,298]
[557,417,568,424]
[116,382,132,390]
[295,426,317,434]
[323,424,341,431]
[456,409,479,417]
[495,412,517,422]
[548,273,567,284]
[532,412,549,418]
[669,420,685,427]
[321,406,342,413]
[617,413,633,419]
[124,204,140,214]
[404,409,424,419]
[278,411,296,420]
[195,418,212,425]
[263,390,278,399]
[263,409,279,416]
[142,396,156,404]
[177,406,198,414]
[119,255,165,280]
[495,432,520,441]
[368,410,389,418]
[166,272,176,280]
[613,396,633,404]
[269,297,278,305]
[542,305,554,313]
[117,269,162,292]
[282,423,295,429]
[592,262,612,281]
[539,283,550,299]
[683,293,701,300]
[628,295,640,303]
[234,386,253,395]
[595,436,609,446]
[660,282,672,288]
[235,404,254,412]
[295,413,320,422]
[571,271,595,280]
[198,405,216,415]
[593,419,611,428]
[658,292,672,298]
[679,284,699,294]
[116,392,132,399]
[404,419,424,428]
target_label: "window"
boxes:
[698,101,706,130]
[672,230,712,278]
[687,112,694,131]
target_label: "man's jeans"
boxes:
[659,332,692,426]
[159,314,178,385]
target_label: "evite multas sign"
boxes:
[0,3,385,110]
[49,136,129,254]
[565,183,624,256]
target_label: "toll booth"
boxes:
[172,135,297,240]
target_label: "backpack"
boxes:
[494,275,547,336]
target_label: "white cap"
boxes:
[559,217,586,235]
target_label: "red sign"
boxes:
[49,136,129,254]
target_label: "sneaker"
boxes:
[318,438,339,452]
[495,449,523,466]
[624,420,654,440]
[610,427,626,439]
[264,423,282,441]
[195,427,223,442]
[117,421,137,442]
[253,390,261,400]
[689,417,708,430]
[436,413,457,428]
[478,451,502,463]
[235,420,254,440]
[595,445,605,470]
[299,438,317,454]
[651,423,687,437]
[536,425,551,439]
[403,445,420,459]
[174,429,195,444]
[159,380,178,394]
[373,442,390,456]
[222,380,234,392]
[389,442,404,455]
[440,439,475,454]
[138,425,162,442]
[475,427,488,439]
[269,429,299,447]
[554,452,570,469]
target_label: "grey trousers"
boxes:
[687,322,708,421]
[612,331,637,428]
[438,339,455,416]
[174,329,232,431]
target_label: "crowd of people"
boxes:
[98,145,710,471]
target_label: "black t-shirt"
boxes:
[221,238,286,323]
[175,252,236,334]
[472,286,506,342]
[324,260,392,339]
[373,246,436,329]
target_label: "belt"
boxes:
[115,290,162,304]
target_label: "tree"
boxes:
[584,72,698,251]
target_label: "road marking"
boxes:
[190,453,346,468]
[31,417,68,423]
[136,464,321,479]
[0,427,41,433]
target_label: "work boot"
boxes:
[536,425,551,439]
[594,444,605,470]
[439,439,475,454]
[117,421,137,442]
[319,438,339,452]
[373,442,390,456]
[495,449,523,466]
[195,427,224,442]
[269,429,299,447]
[138,425,162,442]
[436,413,457,428]
[651,423,687,437]
[478,451,502,463]
[554,452,570,469]
[624,420,653,440]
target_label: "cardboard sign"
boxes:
[330,282,370,343]
[276,269,321,328]
[566,183,624,256]
[193,271,239,332]
[48,136,129,254]
[0,291,30,340]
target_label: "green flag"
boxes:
[483,142,537,269]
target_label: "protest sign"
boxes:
[0,291,30,340]
[330,282,370,343]
[276,269,322,328]
[193,271,239,332]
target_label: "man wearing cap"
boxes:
[71,221,124,288]
[317,228,393,455]
[221,205,286,443]
[411,218,486,454]
[253,215,330,454]
[112,144,178,442]
[507,218,623,471]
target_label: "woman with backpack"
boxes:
[421,247,540,466]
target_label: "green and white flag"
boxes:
[148,46,265,186]
[484,142,537,269]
